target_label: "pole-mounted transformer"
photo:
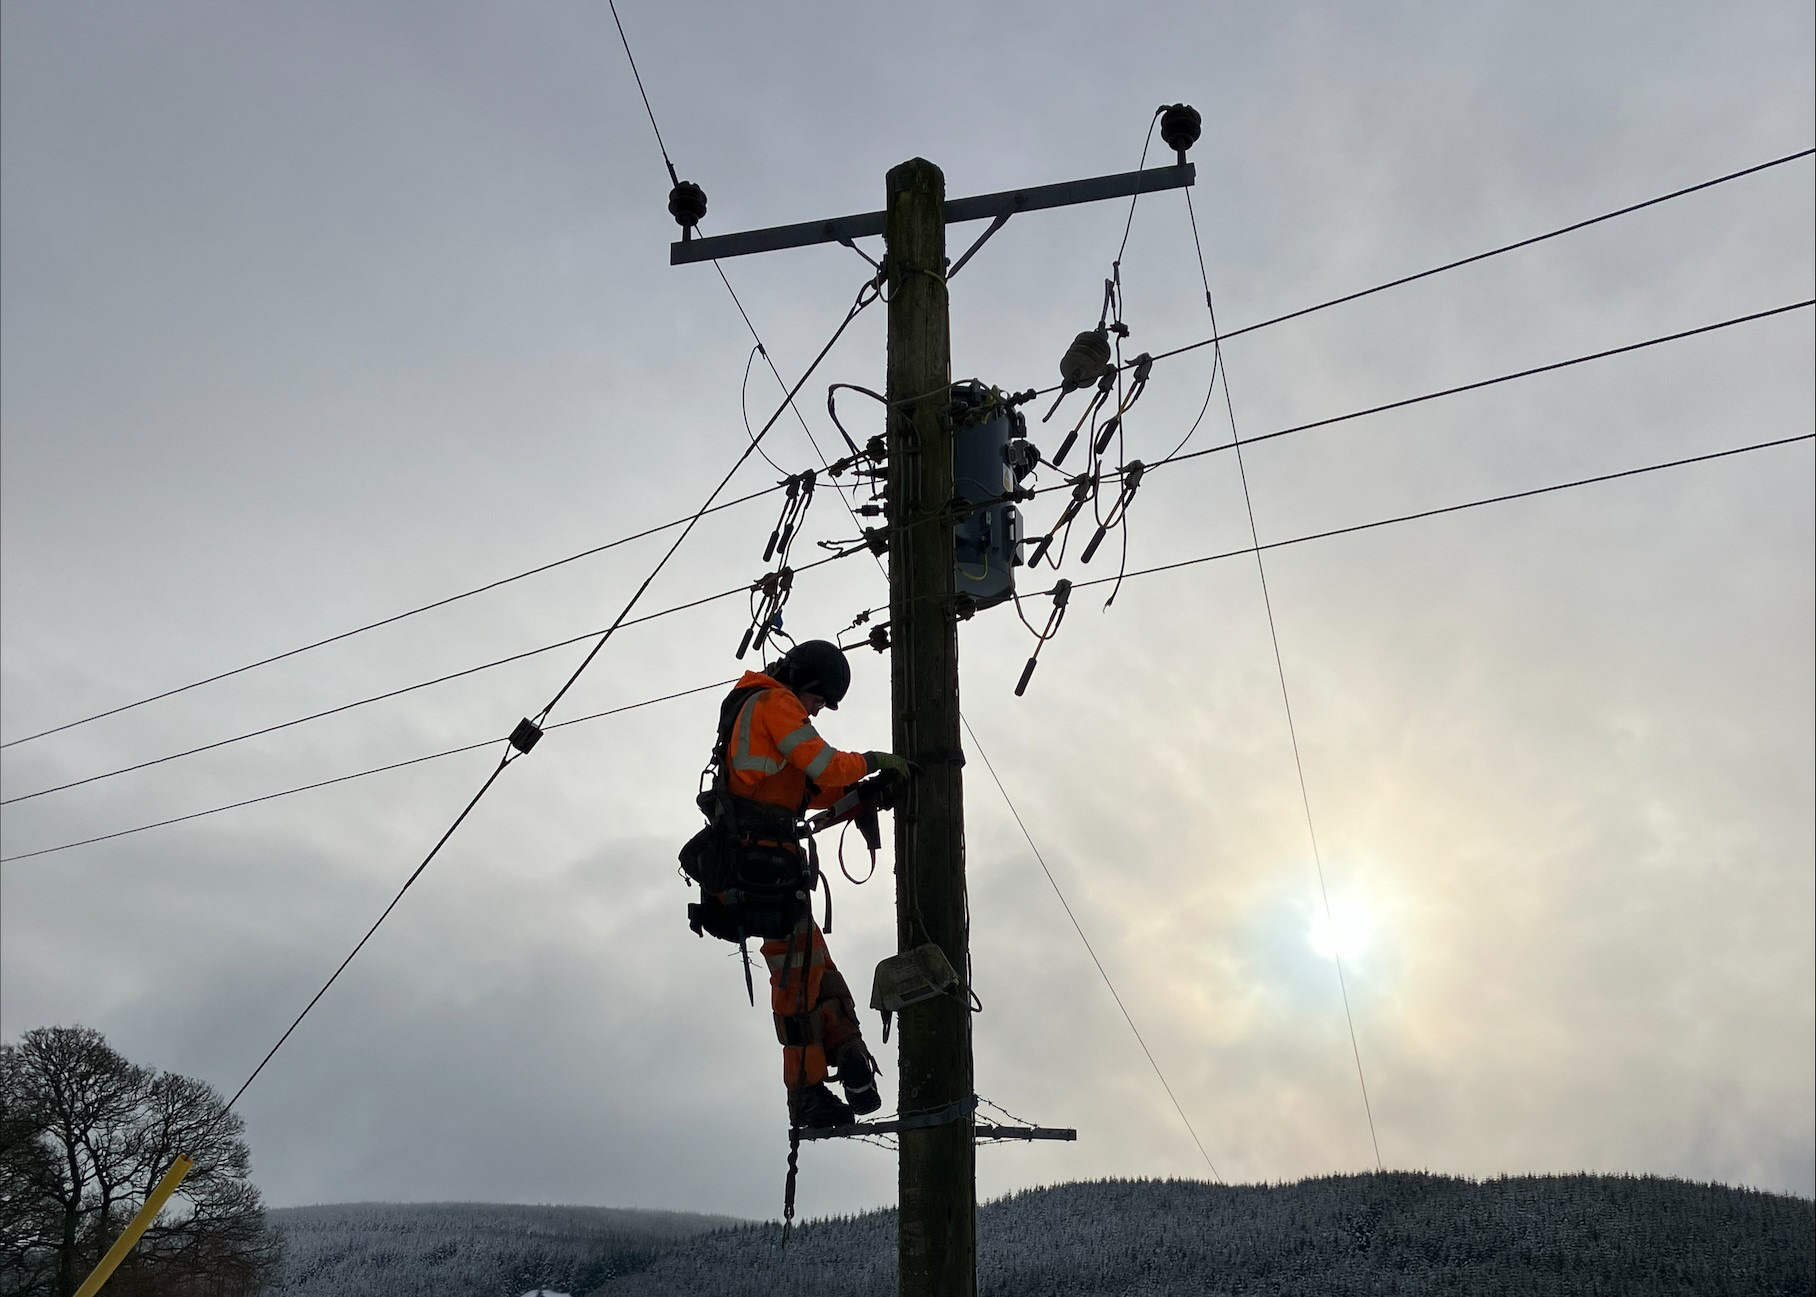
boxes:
[950,381,1038,610]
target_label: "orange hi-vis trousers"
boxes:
[762,918,864,1089]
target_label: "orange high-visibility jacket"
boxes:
[725,670,869,814]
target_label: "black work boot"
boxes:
[787,1083,853,1130]
[836,1047,882,1117]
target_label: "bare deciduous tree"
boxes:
[0,1026,281,1297]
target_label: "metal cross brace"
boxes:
[796,1120,1078,1143]
[670,163,1195,266]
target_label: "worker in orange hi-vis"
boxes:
[679,638,912,1130]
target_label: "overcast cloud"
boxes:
[2,0,1812,1221]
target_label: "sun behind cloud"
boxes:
[1308,895,1376,963]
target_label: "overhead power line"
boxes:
[0,545,863,809]
[1059,432,1813,597]
[0,482,787,752]
[12,151,1801,757]
[13,298,1797,811]
[220,271,880,1116]
[11,431,1802,868]
[0,679,737,865]
[1175,181,1384,1171]
[962,713,1224,1182]
[608,0,679,182]
[1025,298,1814,500]
[606,0,885,565]
[1032,146,1815,398]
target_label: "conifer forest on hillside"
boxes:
[268,1171,1816,1297]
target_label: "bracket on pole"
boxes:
[670,163,1195,266]
[797,1120,1076,1143]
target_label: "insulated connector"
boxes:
[509,718,544,755]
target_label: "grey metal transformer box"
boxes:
[951,382,1036,611]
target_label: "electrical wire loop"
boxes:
[1013,579,1073,697]
[1025,473,1097,569]
[1080,460,1144,565]
[738,566,796,660]
[1050,372,1117,466]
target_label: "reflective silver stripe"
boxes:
[732,755,785,775]
[730,693,761,763]
[776,723,820,758]
[803,746,837,780]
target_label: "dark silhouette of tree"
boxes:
[0,1025,281,1297]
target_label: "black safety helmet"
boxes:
[773,639,851,709]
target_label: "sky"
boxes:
[2,0,1812,1224]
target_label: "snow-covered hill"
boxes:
[270,1172,1815,1296]
[268,1201,740,1297]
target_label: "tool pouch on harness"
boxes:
[685,835,814,943]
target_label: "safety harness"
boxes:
[679,684,831,1003]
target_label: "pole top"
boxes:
[888,157,945,188]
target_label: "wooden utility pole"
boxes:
[883,157,975,1297]
[671,142,1194,1297]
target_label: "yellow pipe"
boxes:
[73,1154,195,1297]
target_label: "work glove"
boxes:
[865,751,913,778]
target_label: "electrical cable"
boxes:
[0,484,788,752]
[717,263,861,464]
[529,277,878,726]
[1028,147,1816,399]
[961,713,1223,1182]
[1020,299,1814,503]
[1113,107,1164,270]
[215,277,878,1115]
[739,345,791,474]
[14,433,1801,868]
[606,0,876,533]
[0,679,738,865]
[11,152,1804,755]
[1180,189,1384,1171]
[1,549,851,807]
[1059,432,1813,597]
[607,0,679,185]
[1159,184,1227,463]
[716,268,887,580]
